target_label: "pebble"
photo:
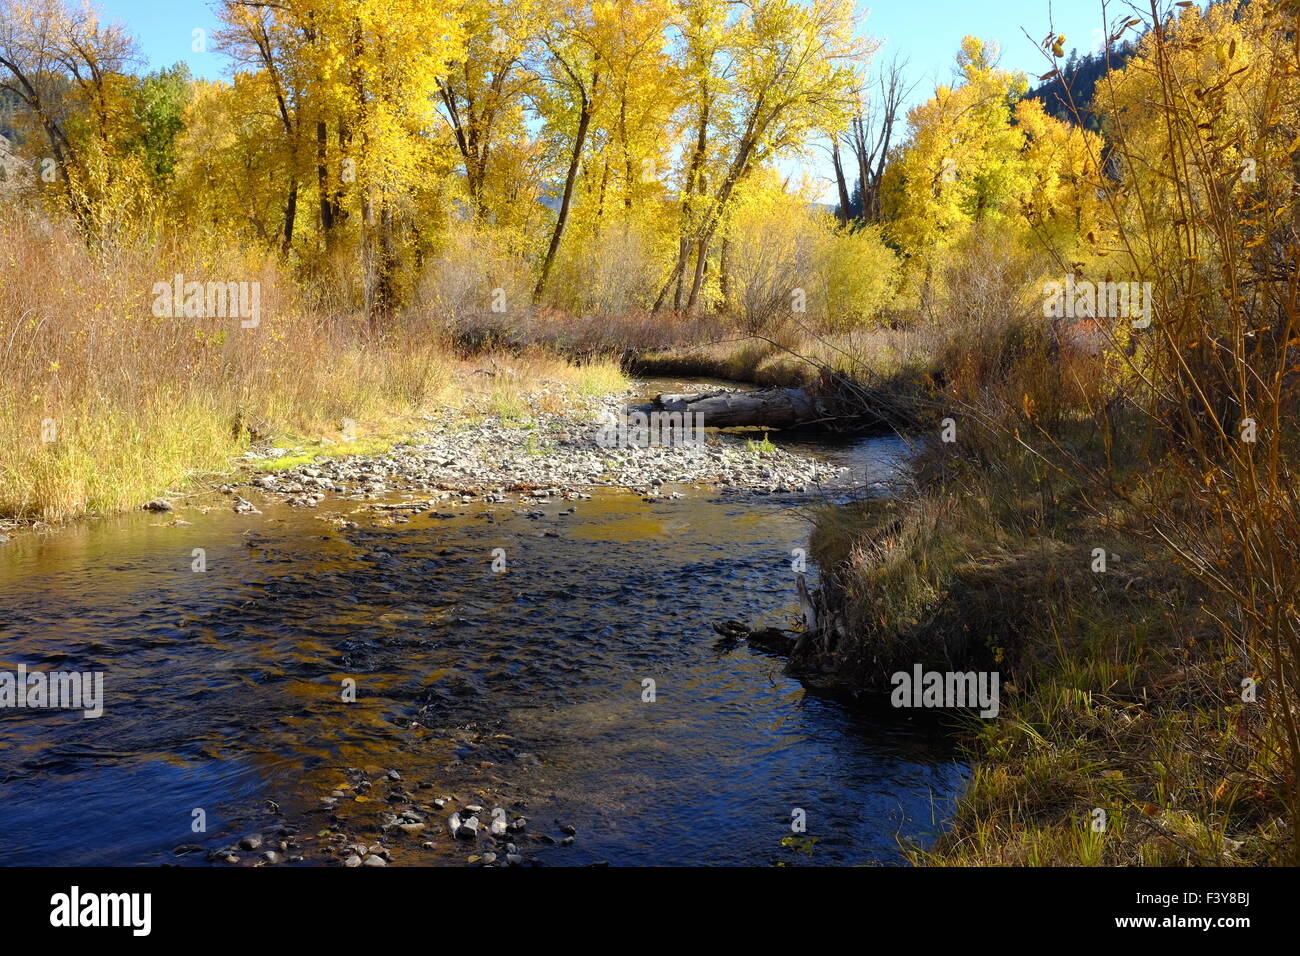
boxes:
[236,388,843,508]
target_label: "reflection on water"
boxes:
[0,431,964,866]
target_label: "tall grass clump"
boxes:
[0,211,453,521]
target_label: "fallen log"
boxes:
[627,386,829,430]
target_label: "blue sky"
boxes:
[867,0,1134,101]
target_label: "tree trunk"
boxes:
[282,177,298,253]
[831,139,851,226]
[684,237,708,314]
[534,90,595,303]
[653,87,710,315]
[317,121,335,239]
[627,386,830,429]
[718,235,731,309]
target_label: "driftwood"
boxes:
[714,573,849,672]
[627,386,829,430]
[712,620,798,655]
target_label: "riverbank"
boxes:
[1,374,851,547]
[0,296,631,533]
[0,213,649,530]
[799,419,1291,865]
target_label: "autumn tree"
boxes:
[655,0,867,315]
[436,0,540,220]
[0,0,137,232]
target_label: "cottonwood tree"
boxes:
[655,0,867,315]
[436,0,541,220]
[0,0,137,232]
[847,51,912,224]
[530,0,618,302]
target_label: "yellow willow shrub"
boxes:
[723,186,820,335]
[413,220,533,341]
[546,218,667,318]
[815,222,901,332]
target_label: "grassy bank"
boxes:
[807,438,1286,865]
[0,213,625,525]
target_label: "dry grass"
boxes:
[0,211,625,523]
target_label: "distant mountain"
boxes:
[1024,43,1137,132]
